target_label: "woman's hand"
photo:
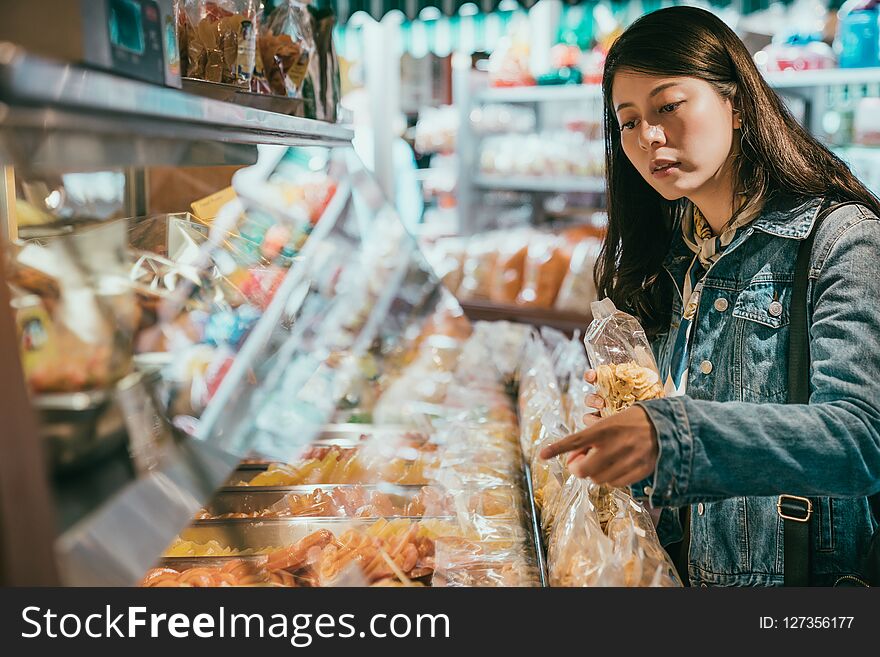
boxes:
[541,369,659,487]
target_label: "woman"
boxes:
[541,6,880,586]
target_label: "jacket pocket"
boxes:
[732,280,791,329]
[732,280,791,401]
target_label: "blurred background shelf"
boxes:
[478,83,602,104]
[475,174,605,194]
[460,299,590,334]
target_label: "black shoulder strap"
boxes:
[784,201,855,586]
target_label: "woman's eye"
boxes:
[659,102,682,113]
[620,120,637,131]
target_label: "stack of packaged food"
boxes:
[141,315,541,587]
[518,304,681,587]
[427,225,604,314]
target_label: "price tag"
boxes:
[191,186,238,222]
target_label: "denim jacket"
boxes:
[631,193,880,587]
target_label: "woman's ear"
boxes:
[732,106,743,129]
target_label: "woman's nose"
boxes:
[638,122,665,150]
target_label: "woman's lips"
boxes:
[651,162,681,178]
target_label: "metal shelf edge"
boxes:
[0,44,353,146]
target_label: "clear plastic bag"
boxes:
[262,0,314,97]
[555,237,602,314]
[517,332,562,460]
[603,488,681,587]
[184,0,259,86]
[584,298,664,417]
[516,235,571,308]
[488,230,530,304]
[547,477,619,586]
[458,235,499,301]
[9,222,137,393]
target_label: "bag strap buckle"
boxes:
[777,494,812,523]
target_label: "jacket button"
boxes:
[768,301,783,317]
[697,503,705,515]
[713,297,728,312]
[699,360,713,375]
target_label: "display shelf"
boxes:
[478,83,602,104]
[763,67,880,89]
[474,69,880,105]
[0,44,353,171]
[460,300,591,334]
[475,174,605,194]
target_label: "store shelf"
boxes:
[0,44,353,171]
[477,83,602,104]
[460,300,591,334]
[475,174,605,194]
[764,67,880,89]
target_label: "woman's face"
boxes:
[611,72,741,201]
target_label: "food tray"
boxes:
[178,517,460,550]
[203,483,441,517]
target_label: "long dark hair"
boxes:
[597,6,880,338]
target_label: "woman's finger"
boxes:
[539,429,593,459]
[584,369,597,384]
[586,394,605,409]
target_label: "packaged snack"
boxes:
[604,488,681,587]
[516,235,571,308]
[303,0,341,122]
[184,0,258,85]
[488,231,530,304]
[547,477,618,586]
[583,298,664,417]
[458,236,499,301]
[555,237,602,315]
[10,222,137,393]
[262,0,314,97]
[424,237,467,295]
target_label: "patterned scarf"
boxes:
[664,200,760,397]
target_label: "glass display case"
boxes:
[0,47,545,587]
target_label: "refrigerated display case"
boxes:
[0,45,545,587]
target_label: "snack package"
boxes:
[517,332,562,460]
[424,237,467,295]
[583,297,664,417]
[516,235,571,308]
[303,0,341,122]
[530,405,569,539]
[470,320,531,385]
[9,222,138,393]
[184,0,259,85]
[555,237,602,315]
[488,230,530,304]
[604,488,681,587]
[458,235,499,301]
[547,477,619,586]
[262,0,314,97]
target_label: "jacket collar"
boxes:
[750,193,825,240]
[661,192,824,275]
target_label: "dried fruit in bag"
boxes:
[584,297,664,417]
